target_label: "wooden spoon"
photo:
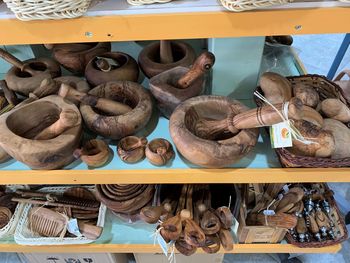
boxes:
[58,83,132,115]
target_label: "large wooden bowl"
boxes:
[51,42,111,74]
[85,52,139,86]
[80,81,153,140]
[138,41,196,78]
[0,95,82,170]
[5,58,61,96]
[169,95,259,168]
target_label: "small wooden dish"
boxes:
[145,138,175,166]
[85,52,139,86]
[117,136,147,163]
[74,139,111,168]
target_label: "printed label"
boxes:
[67,218,82,237]
[270,121,293,148]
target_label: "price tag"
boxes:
[270,121,292,148]
[67,218,82,237]
[283,184,290,193]
[263,210,276,216]
[157,234,168,256]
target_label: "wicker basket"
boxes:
[219,0,292,12]
[3,0,91,21]
[286,184,348,248]
[256,74,350,168]
[14,186,106,245]
[127,0,173,5]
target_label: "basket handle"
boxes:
[334,70,350,81]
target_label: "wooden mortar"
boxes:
[85,52,139,86]
[169,95,260,168]
[145,138,175,166]
[138,40,196,78]
[80,81,153,140]
[0,95,82,169]
[49,42,111,74]
[149,51,215,118]
[0,48,61,96]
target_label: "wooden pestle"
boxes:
[195,97,304,139]
[177,51,215,89]
[0,80,17,106]
[58,83,132,116]
[34,109,80,140]
[0,48,37,76]
[160,40,174,64]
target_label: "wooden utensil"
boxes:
[58,83,132,116]
[149,52,215,118]
[202,235,221,254]
[219,229,234,251]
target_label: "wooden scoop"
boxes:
[177,51,215,89]
[34,109,80,140]
[58,83,132,116]
[195,97,304,139]
[0,48,37,76]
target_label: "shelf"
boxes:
[0,213,341,253]
[0,0,349,45]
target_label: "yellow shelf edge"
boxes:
[1,168,350,184]
[0,243,341,253]
[1,8,350,45]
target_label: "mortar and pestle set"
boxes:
[45,42,140,85]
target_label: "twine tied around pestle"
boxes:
[254,91,317,145]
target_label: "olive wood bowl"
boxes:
[0,95,82,169]
[50,42,111,74]
[80,81,153,140]
[85,52,139,86]
[117,136,147,164]
[6,58,61,96]
[169,95,259,168]
[145,138,175,166]
[138,40,196,78]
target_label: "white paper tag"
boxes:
[270,121,293,148]
[67,218,82,237]
[157,233,168,256]
[283,184,290,193]
[263,210,276,216]
[231,216,239,235]
[278,193,284,200]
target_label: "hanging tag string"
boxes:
[264,199,276,226]
[254,91,317,145]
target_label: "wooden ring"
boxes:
[201,235,221,254]
[219,229,234,251]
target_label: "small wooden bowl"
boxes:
[0,95,82,169]
[169,95,259,168]
[51,42,111,74]
[5,58,61,96]
[145,138,175,166]
[80,81,153,140]
[85,52,139,86]
[117,136,147,163]
[74,139,111,168]
[138,41,196,78]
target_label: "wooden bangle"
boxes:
[201,235,221,254]
[215,206,234,229]
[219,229,234,251]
